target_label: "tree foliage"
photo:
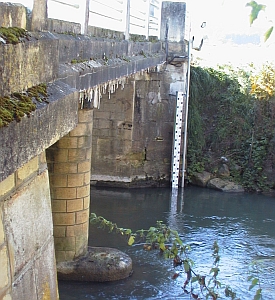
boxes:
[246,1,266,25]
[246,1,274,41]
[187,63,275,192]
[250,63,275,99]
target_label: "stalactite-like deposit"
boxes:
[78,62,165,110]
[79,76,128,109]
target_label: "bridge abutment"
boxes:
[47,109,93,262]
[0,152,59,300]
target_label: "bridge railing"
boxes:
[47,0,87,32]
[46,0,161,38]
[148,0,161,37]
[88,0,126,33]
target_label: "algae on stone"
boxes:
[0,83,48,128]
[0,26,30,44]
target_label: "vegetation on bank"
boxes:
[187,62,275,193]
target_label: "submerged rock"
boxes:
[207,178,244,193]
[57,247,133,282]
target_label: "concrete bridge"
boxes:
[0,1,189,299]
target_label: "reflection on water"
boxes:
[59,186,275,299]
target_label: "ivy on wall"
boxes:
[187,63,275,192]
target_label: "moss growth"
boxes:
[27,83,47,102]
[148,36,159,43]
[71,58,90,64]
[121,56,130,62]
[129,34,147,42]
[0,27,29,44]
[126,151,145,168]
[0,83,48,128]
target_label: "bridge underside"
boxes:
[0,2,188,298]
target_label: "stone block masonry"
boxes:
[47,109,93,262]
[91,67,179,187]
[0,152,59,300]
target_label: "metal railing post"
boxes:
[125,0,130,40]
[84,0,90,35]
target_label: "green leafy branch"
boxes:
[247,261,263,300]
[90,213,239,299]
[246,1,273,41]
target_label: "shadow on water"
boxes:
[59,186,275,300]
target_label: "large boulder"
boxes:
[217,164,230,177]
[57,247,133,282]
[207,178,244,193]
[191,171,212,187]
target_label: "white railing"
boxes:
[148,0,161,37]
[89,0,161,38]
[89,0,126,33]
[128,0,149,37]
[47,0,87,33]
[1,0,162,38]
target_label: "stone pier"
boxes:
[47,109,93,262]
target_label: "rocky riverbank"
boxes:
[190,163,244,193]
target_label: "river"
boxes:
[59,186,275,299]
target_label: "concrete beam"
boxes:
[0,34,59,95]
[0,81,78,182]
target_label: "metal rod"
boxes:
[129,22,146,28]
[49,0,79,9]
[181,25,191,188]
[89,10,122,22]
[83,0,90,35]
[125,0,130,40]
[130,14,146,22]
[92,0,123,13]
[130,7,146,15]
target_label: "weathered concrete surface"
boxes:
[87,26,125,40]
[0,35,59,96]
[59,55,165,92]
[0,2,27,28]
[160,1,187,60]
[57,247,132,282]
[0,29,164,96]
[0,81,78,183]
[31,0,47,31]
[160,2,187,43]
[207,178,245,193]
[47,18,81,35]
